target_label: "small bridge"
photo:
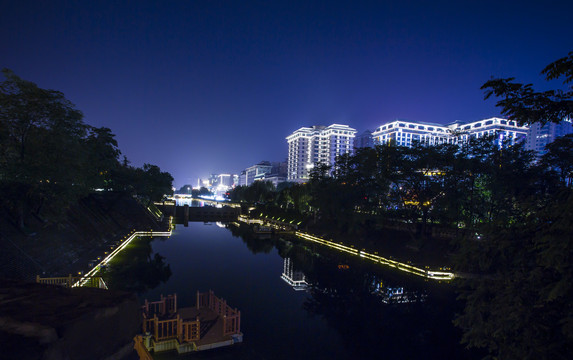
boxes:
[156,203,241,224]
[185,206,240,222]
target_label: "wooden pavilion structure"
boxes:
[134,291,242,357]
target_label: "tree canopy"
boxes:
[0,69,173,229]
[455,53,573,359]
[481,51,573,126]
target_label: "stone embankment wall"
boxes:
[0,191,166,281]
[0,192,164,360]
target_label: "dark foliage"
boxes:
[481,51,573,126]
[455,52,573,359]
[0,69,173,229]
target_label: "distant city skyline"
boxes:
[2,1,571,187]
[200,116,571,191]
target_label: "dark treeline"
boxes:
[0,69,173,231]
[231,52,573,359]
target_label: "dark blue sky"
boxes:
[2,1,572,187]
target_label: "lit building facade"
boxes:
[372,120,450,147]
[526,119,573,158]
[239,161,272,186]
[354,130,374,149]
[200,173,236,195]
[372,117,528,148]
[238,161,287,187]
[286,124,357,182]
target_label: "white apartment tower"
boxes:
[287,124,357,182]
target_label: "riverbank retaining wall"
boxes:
[0,191,167,281]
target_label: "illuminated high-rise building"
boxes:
[286,124,356,182]
[526,119,573,159]
[354,130,374,149]
[372,117,528,148]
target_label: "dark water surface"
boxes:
[132,222,477,360]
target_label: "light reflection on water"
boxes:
[135,222,476,360]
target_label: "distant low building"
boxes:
[260,175,287,188]
[239,160,287,187]
[198,173,237,194]
[240,161,272,186]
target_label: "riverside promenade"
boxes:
[236,214,455,281]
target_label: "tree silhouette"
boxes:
[455,53,573,359]
[0,70,173,229]
[481,51,573,126]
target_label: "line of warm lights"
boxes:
[236,215,454,281]
[294,232,455,281]
[76,213,453,289]
[73,228,172,287]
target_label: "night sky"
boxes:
[2,1,572,188]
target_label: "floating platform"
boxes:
[134,291,242,358]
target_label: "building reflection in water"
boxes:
[370,278,427,304]
[281,258,309,291]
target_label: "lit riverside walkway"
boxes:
[237,215,455,281]
[73,228,172,288]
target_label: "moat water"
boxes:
[110,221,479,359]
